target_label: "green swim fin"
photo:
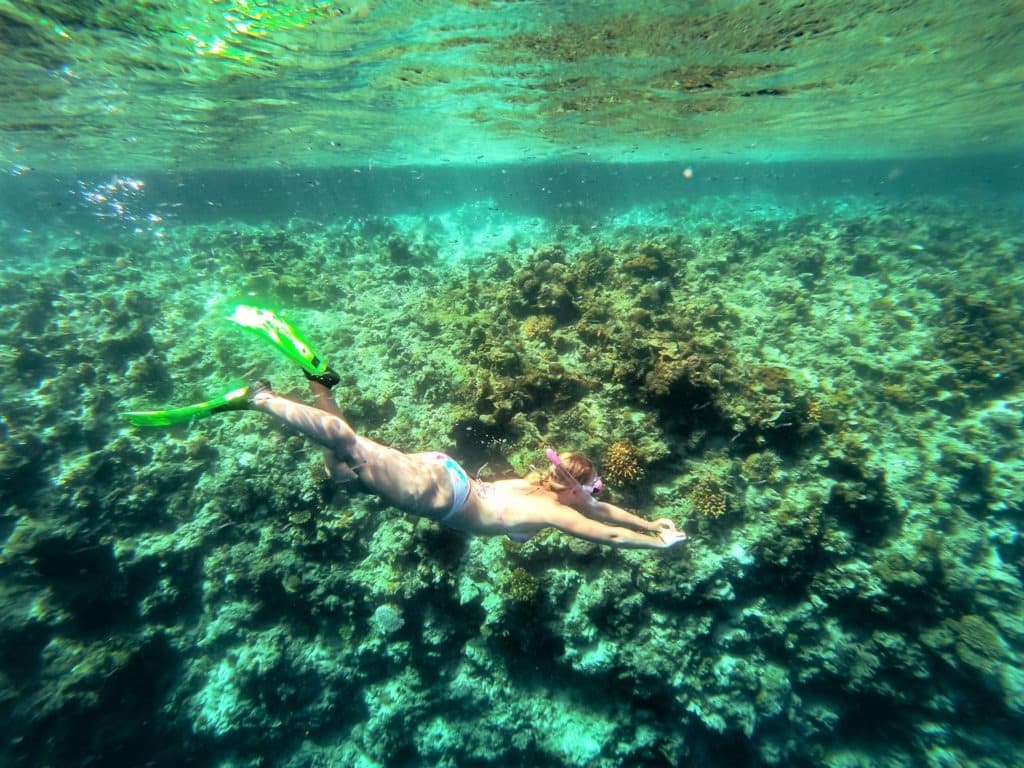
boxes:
[122,385,251,427]
[227,303,329,377]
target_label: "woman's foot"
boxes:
[250,378,274,405]
[305,367,341,389]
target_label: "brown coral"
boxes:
[505,567,540,603]
[955,614,1007,673]
[620,241,680,280]
[691,475,727,518]
[741,451,781,483]
[521,314,558,342]
[602,440,646,486]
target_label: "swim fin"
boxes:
[227,303,329,377]
[121,385,251,427]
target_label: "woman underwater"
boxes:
[124,305,687,551]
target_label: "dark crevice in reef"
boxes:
[822,456,900,543]
[451,415,523,477]
[0,620,49,691]
[833,691,930,751]
[0,435,51,509]
[31,537,136,636]
[489,604,568,679]
[12,633,186,768]
[698,734,762,768]
[745,540,834,604]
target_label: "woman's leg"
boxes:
[249,381,452,516]
[250,381,360,460]
[310,379,344,418]
[306,380,360,482]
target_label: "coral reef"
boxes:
[1,194,1022,768]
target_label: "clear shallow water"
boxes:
[4,155,1022,234]
[1,3,1023,768]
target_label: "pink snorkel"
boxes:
[546,448,604,497]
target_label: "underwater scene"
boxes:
[1,2,1023,767]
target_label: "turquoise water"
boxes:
[2,3,1024,768]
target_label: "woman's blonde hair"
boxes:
[529,452,597,492]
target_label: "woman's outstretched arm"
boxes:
[585,500,679,534]
[538,505,686,550]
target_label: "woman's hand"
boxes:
[651,517,678,532]
[658,529,688,548]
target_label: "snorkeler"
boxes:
[123,305,687,550]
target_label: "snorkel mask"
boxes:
[546,448,604,498]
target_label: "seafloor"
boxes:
[1,191,1023,767]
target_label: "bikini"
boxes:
[430,453,532,541]
[430,452,472,522]
[431,451,587,544]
